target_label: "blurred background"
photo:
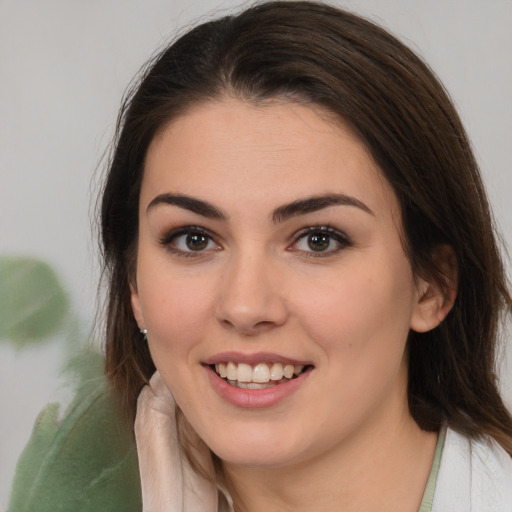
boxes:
[1,0,511,508]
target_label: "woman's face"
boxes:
[132,98,432,468]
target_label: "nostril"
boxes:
[254,320,275,328]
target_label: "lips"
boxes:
[203,353,313,407]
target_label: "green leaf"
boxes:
[0,256,70,347]
[8,349,142,512]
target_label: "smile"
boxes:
[203,353,314,408]
[213,362,308,389]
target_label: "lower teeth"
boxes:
[226,378,291,389]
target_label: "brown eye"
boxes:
[290,226,352,257]
[186,232,209,251]
[307,233,331,251]
[160,227,221,256]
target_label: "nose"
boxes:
[215,252,288,335]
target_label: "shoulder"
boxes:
[432,427,512,511]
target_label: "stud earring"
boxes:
[140,328,148,339]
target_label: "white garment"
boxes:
[432,428,512,511]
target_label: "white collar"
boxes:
[432,427,512,511]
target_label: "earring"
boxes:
[140,328,148,339]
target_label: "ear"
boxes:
[410,245,458,333]
[130,283,146,331]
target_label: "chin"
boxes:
[203,425,308,469]
[214,446,297,469]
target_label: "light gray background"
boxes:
[1,0,511,508]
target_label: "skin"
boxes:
[131,98,455,511]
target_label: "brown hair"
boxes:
[100,1,512,453]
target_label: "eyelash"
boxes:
[159,226,220,258]
[289,225,352,257]
[159,225,352,258]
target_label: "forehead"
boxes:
[142,98,399,221]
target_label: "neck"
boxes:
[221,413,437,512]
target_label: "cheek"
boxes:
[136,258,218,366]
[144,286,211,351]
[289,259,416,431]
[142,279,214,404]
[292,255,416,357]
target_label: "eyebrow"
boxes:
[146,192,373,222]
[271,194,373,223]
[147,193,227,219]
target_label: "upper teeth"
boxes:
[215,362,304,383]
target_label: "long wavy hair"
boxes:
[100,1,512,454]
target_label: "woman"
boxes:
[100,1,512,510]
